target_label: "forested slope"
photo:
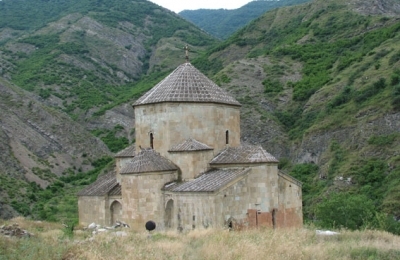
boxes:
[1,0,400,234]
[192,0,400,231]
[179,0,311,39]
[0,0,217,220]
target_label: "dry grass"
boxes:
[1,218,400,260]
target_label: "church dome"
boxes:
[133,63,241,107]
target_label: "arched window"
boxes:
[225,130,229,145]
[164,199,174,229]
[150,133,154,149]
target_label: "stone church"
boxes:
[78,61,303,231]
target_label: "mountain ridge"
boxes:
[179,0,312,39]
[0,0,399,230]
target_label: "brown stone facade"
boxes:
[78,195,122,227]
[159,165,303,231]
[134,103,240,156]
[168,150,214,180]
[78,62,303,231]
[120,171,177,230]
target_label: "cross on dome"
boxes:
[184,45,190,63]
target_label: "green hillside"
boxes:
[179,0,311,39]
[1,0,400,234]
[0,0,217,220]
[192,0,400,231]
[0,0,217,119]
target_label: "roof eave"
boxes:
[120,169,178,175]
[164,168,250,193]
[133,100,241,108]
[210,161,279,166]
[168,148,214,153]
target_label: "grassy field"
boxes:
[1,217,400,260]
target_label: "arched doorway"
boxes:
[110,201,122,225]
[164,199,174,229]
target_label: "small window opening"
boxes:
[150,133,154,149]
[225,130,229,145]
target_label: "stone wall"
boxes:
[168,150,214,180]
[121,171,177,230]
[212,163,279,212]
[218,173,252,225]
[216,164,279,227]
[80,165,302,230]
[164,186,249,231]
[134,102,240,156]
[78,196,123,227]
[162,171,256,231]
[78,196,107,226]
[276,173,303,228]
[161,163,287,231]
[116,157,132,182]
[163,193,217,231]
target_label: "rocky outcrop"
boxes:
[0,223,33,238]
[0,81,110,177]
[294,112,400,177]
[0,78,111,218]
[352,0,400,16]
[0,203,18,220]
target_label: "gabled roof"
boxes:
[168,138,213,152]
[77,171,121,196]
[133,63,241,107]
[120,148,178,174]
[115,144,136,158]
[210,145,278,164]
[163,168,250,192]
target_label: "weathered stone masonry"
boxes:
[78,62,303,230]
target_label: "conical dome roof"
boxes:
[133,63,241,107]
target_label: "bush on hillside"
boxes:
[316,193,375,230]
[263,79,283,93]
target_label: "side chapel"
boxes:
[78,57,303,231]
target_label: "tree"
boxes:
[316,193,375,230]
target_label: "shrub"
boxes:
[91,156,113,168]
[393,84,400,110]
[316,193,376,230]
[368,134,397,146]
[263,78,283,93]
[390,74,400,86]
[388,50,400,65]
[327,86,353,109]
[354,78,387,103]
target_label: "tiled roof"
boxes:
[210,145,279,164]
[115,144,136,158]
[108,184,122,196]
[169,138,213,152]
[164,168,250,192]
[120,148,178,174]
[133,63,241,107]
[77,171,120,196]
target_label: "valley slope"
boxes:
[0,0,217,219]
[192,0,400,223]
[0,0,400,229]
